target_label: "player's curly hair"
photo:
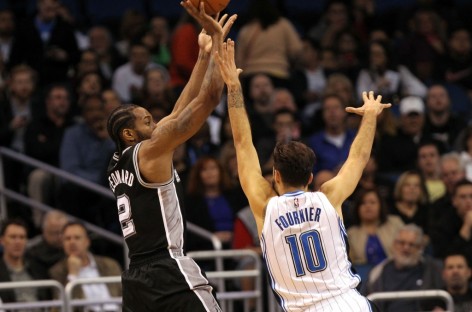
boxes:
[273,141,315,187]
[107,104,140,154]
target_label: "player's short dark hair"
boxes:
[0,218,28,236]
[273,141,315,187]
[107,104,140,154]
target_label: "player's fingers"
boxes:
[369,91,374,100]
[237,69,243,75]
[382,103,392,108]
[218,13,228,25]
[345,107,362,114]
[376,94,382,103]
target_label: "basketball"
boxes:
[188,0,230,16]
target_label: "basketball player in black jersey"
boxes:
[106,2,236,311]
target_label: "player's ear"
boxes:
[307,173,314,187]
[122,128,136,143]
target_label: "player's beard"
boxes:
[136,130,150,141]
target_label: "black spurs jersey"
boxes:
[107,142,186,260]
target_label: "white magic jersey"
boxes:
[261,191,372,312]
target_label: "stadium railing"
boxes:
[0,147,223,268]
[0,279,65,311]
[368,289,454,311]
[187,249,263,312]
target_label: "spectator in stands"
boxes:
[74,50,102,89]
[168,10,199,96]
[333,29,362,83]
[364,224,444,311]
[57,95,116,231]
[141,16,171,68]
[0,64,40,228]
[305,93,355,175]
[0,64,39,154]
[26,210,68,274]
[426,253,472,312]
[429,152,467,258]
[423,84,466,152]
[245,73,276,145]
[114,9,147,59]
[377,96,428,177]
[324,73,359,132]
[352,155,394,204]
[0,9,15,68]
[391,170,431,238]
[9,0,79,86]
[133,66,174,114]
[397,8,446,84]
[347,189,404,266]
[49,221,122,311]
[0,218,50,304]
[87,26,126,82]
[308,0,351,49]
[235,0,302,94]
[24,84,73,223]
[459,125,472,181]
[440,180,472,265]
[101,89,122,118]
[289,37,326,125]
[356,39,427,105]
[74,71,104,114]
[112,42,165,103]
[442,27,472,98]
[417,141,446,202]
[256,108,301,171]
[185,156,245,251]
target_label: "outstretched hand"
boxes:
[181,0,224,38]
[345,91,391,116]
[198,13,237,53]
[214,39,243,87]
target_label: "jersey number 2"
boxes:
[285,230,327,276]
[117,195,136,238]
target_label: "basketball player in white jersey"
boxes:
[215,39,390,311]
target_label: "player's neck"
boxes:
[279,185,308,195]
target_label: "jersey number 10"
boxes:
[285,230,327,276]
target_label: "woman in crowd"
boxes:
[348,188,404,266]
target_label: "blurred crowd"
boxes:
[1,0,472,310]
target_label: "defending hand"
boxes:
[345,91,391,116]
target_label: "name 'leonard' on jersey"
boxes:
[107,142,187,260]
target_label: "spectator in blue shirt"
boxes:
[57,94,117,232]
[305,93,355,174]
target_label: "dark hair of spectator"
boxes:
[0,218,28,236]
[62,221,89,238]
[452,179,472,197]
[186,156,232,196]
[350,188,389,226]
[245,0,281,29]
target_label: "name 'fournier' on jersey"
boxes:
[109,169,135,192]
[274,207,322,231]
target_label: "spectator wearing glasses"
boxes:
[364,223,444,311]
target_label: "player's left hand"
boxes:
[181,0,222,38]
[346,91,391,116]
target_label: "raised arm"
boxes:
[320,91,391,216]
[138,4,227,183]
[215,39,275,234]
[171,1,236,115]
